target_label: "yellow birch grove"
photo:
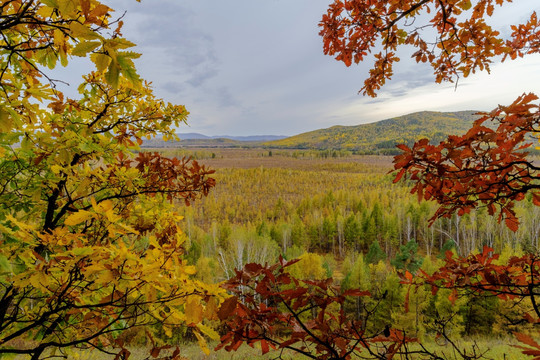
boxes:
[0,1,225,359]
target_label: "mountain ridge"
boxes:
[140,110,484,152]
[264,110,482,154]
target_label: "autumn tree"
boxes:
[0,1,224,359]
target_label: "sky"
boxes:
[57,0,540,136]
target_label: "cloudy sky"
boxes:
[59,0,540,136]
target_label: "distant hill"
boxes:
[175,133,286,141]
[265,111,482,154]
[176,133,212,140]
[216,135,286,142]
[141,133,287,148]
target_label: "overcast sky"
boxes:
[58,0,540,136]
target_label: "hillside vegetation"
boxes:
[266,110,481,153]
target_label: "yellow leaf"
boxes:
[64,210,93,226]
[116,222,139,235]
[203,297,218,320]
[104,209,120,223]
[184,265,196,275]
[163,324,173,338]
[194,331,210,355]
[90,53,111,72]
[29,272,48,291]
[459,0,472,10]
[58,0,77,15]
[37,3,57,16]
[6,215,36,232]
[51,164,63,175]
[72,40,101,57]
[69,22,101,40]
[185,296,203,324]
[0,107,13,132]
[53,29,65,47]
[94,199,113,213]
[197,323,219,341]
[0,223,14,236]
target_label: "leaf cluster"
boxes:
[216,257,430,360]
[319,0,539,96]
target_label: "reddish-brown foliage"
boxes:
[319,0,540,97]
[217,257,425,360]
[393,94,540,231]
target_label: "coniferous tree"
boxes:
[366,240,386,265]
[391,240,423,273]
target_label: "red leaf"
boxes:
[261,339,269,354]
[514,332,540,350]
[342,289,371,297]
[393,168,406,183]
[245,263,263,274]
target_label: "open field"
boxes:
[29,337,525,360]
[145,147,395,170]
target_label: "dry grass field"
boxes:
[27,337,525,360]
[146,147,395,171]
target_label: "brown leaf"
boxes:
[217,296,238,320]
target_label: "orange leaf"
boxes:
[532,193,540,206]
[505,216,519,232]
[405,270,413,281]
[261,339,269,354]
[515,332,540,350]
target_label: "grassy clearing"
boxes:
[34,337,525,360]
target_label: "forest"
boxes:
[173,149,539,353]
[1,0,540,360]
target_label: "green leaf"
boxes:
[72,41,101,57]
[105,59,120,88]
[0,255,12,273]
[117,55,141,85]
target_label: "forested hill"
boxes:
[266,110,481,154]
